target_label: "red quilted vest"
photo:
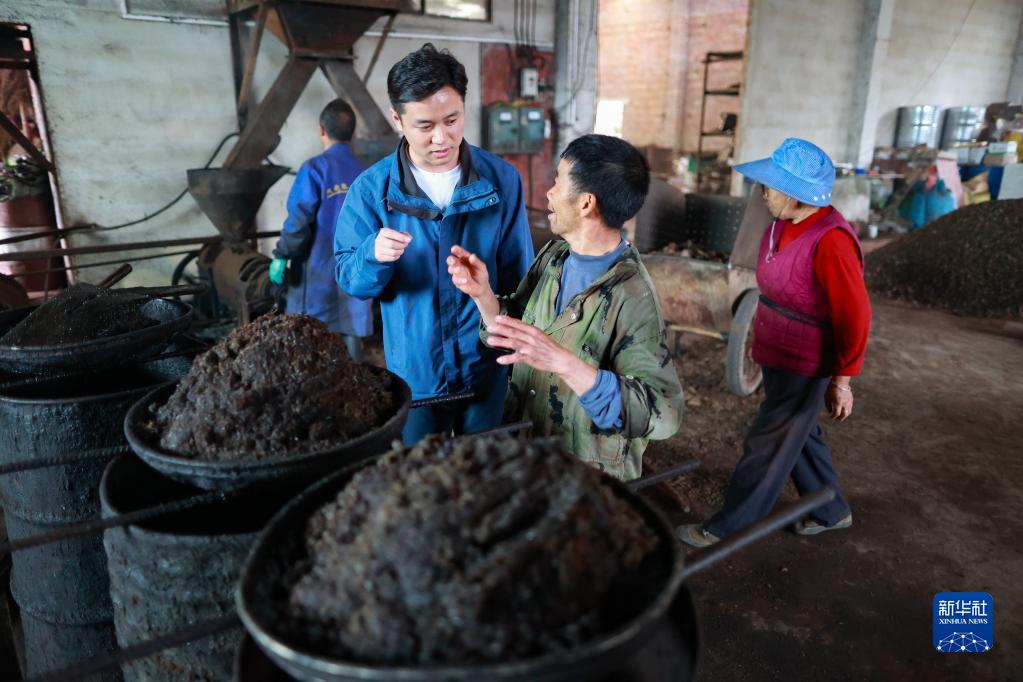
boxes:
[752,209,862,377]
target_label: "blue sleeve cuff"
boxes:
[579,369,624,430]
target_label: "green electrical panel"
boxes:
[519,106,545,153]
[484,104,546,154]
[484,104,520,154]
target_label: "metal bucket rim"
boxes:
[0,368,185,406]
[236,452,687,681]
[100,453,284,540]
[0,297,192,354]
[0,297,194,377]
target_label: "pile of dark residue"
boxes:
[866,199,1023,319]
[1,284,157,346]
[281,434,662,664]
[149,313,397,461]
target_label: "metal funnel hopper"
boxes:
[187,165,290,241]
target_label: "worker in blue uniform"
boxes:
[269,99,372,360]
[334,44,534,444]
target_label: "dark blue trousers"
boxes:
[401,376,508,446]
[704,366,852,538]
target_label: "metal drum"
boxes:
[101,453,293,681]
[940,106,986,149]
[0,358,191,679]
[895,105,942,148]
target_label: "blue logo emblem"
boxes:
[933,592,993,653]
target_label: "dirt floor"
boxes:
[643,295,1022,681]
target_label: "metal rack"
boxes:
[695,50,743,187]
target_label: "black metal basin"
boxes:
[235,452,687,682]
[123,370,410,491]
[0,297,193,376]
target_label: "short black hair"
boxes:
[561,134,650,229]
[320,99,356,142]
[387,43,468,113]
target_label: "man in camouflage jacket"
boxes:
[446,135,683,480]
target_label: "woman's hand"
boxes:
[825,378,854,421]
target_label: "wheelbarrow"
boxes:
[634,180,772,396]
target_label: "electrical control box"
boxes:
[519,67,539,98]
[483,104,520,154]
[518,106,545,153]
[484,104,547,155]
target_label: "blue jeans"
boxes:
[704,366,852,538]
[401,374,508,445]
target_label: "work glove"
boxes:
[268,257,288,285]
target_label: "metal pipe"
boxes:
[628,459,701,491]
[24,614,241,682]
[409,391,475,409]
[681,487,836,580]
[0,489,230,557]
[0,445,132,477]
[95,263,132,289]
[1,249,200,278]
[0,231,281,263]
[0,225,86,247]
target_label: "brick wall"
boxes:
[597,0,749,165]
[480,44,557,211]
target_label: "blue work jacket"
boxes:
[334,140,534,399]
[273,143,372,336]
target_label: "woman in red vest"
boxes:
[678,138,870,547]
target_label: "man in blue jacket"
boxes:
[270,99,372,360]
[334,44,534,444]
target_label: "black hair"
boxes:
[319,99,356,142]
[387,43,468,113]
[560,134,650,229]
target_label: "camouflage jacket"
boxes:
[485,240,683,480]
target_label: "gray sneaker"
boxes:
[676,524,721,547]
[794,513,853,536]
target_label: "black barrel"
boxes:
[0,357,192,679]
[101,453,293,681]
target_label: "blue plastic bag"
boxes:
[901,179,956,230]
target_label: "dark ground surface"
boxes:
[644,295,1022,681]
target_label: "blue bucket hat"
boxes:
[734,138,836,207]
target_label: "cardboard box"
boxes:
[984,153,1018,167]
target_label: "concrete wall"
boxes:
[875,0,1023,147]
[0,0,554,286]
[734,0,866,169]
[554,0,599,157]
[734,0,1023,193]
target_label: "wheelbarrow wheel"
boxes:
[726,290,762,396]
